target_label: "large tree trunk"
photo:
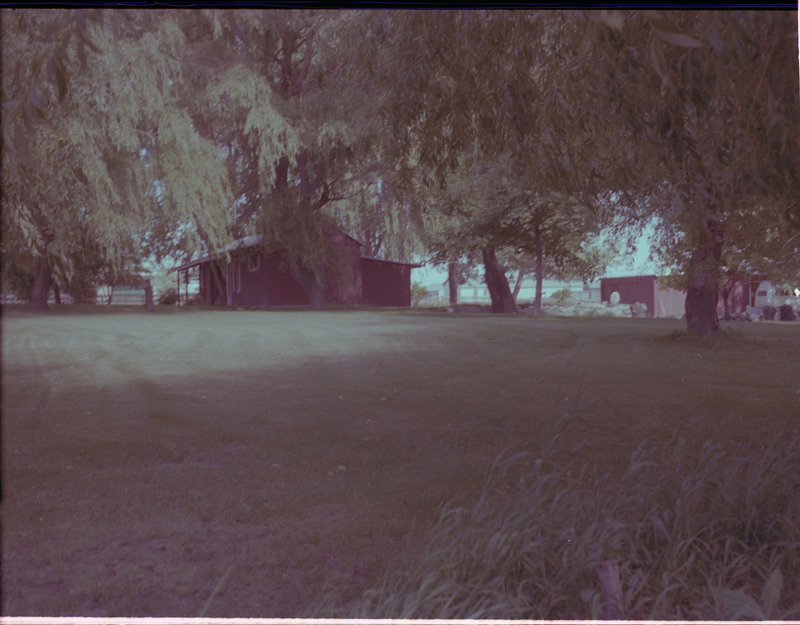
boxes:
[30,254,51,312]
[292,263,328,311]
[482,247,517,313]
[447,261,459,306]
[275,150,330,311]
[531,226,545,317]
[685,214,723,336]
[52,280,61,306]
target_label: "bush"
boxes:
[549,287,573,306]
[411,282,428,307]
[1,263,34,301]
[350,423,800,620]
[762,305,776,320]
[185,293,204,306]
[779,304,797,321]
[158,288,179,306]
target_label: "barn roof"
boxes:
[171,233,421,272]
[172,255,217,272]
[171,235,267,272]
[362,256,422,268]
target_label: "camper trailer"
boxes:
[752,280,799,316]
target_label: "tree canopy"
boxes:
[362,9,798,328]
[3,9,797,328]
[588,10,799,333]
[2,10,247,308]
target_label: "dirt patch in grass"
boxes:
[2,309,798,616]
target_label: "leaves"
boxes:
[1,10,242,297]
[3,9,796,312]
[761,568,783,617]
[714,587,765,619]
[359,435,800,619]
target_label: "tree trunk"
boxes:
[721,283,731,321]
[307,271,327,311]
[511,269,526,304]
[143,280,155,312]
[531,227,544,317]
[293,263,328,311]
[30,254,51,312]
[721,273,740,319]
[52,280,61,305]
[70,272,89,303]
[482,247,517,313]
[685,214,723,336]
[447,261,459,306]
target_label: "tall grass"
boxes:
[340,403,800,620]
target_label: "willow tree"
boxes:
[1,9,277,310]
[360,11,629,313]
[590,10,799,335]
[177,9,408,310]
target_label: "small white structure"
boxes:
[753,281,793,308]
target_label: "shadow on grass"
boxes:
[3,311,798,617]
[3,348,583,617]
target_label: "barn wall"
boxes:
[193,238,413,309]
[362,258,412,307]
[263,252,309,307]
[601,276,656,315]
[237,253,272,308]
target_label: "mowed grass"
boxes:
[1,306,798,617]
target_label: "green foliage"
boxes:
[362,13,627,310]
[591,11,799,332]
[712,568,790,620]
[778,304,796,321]
[548,287,573,306]
[158,288,179,306]
[354,430,800,619]
[4,10,796,317]
[410,282,427,307]
[1,260,35,301]
[1,9,244,308]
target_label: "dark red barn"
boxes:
[174,232,419,309]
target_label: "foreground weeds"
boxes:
[337,411,800,620]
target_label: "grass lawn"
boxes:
[2,306,798,617]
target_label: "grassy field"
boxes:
[2,306,798,617]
